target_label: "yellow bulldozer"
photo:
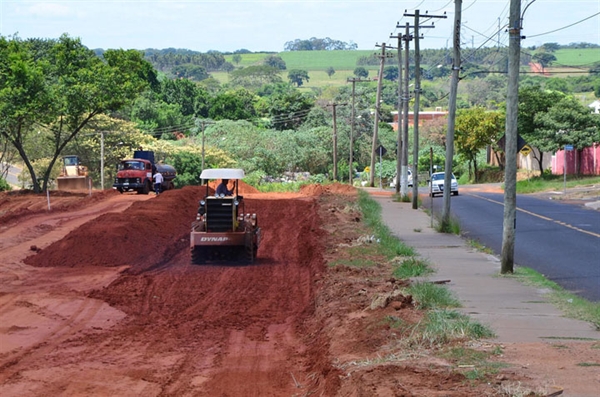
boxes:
[56,155,92,191]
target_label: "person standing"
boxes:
[153,171,164,195]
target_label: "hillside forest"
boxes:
[1,34,599,193]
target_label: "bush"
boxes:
[0,177,11,191]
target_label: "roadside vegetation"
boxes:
[2,35,599,195]
[507,267,600,330]
[516,174,600,194]
[334,191,499,376]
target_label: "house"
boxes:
[588,100,600,114]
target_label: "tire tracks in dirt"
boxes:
[0,297,105,382]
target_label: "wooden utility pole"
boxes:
[369,43,391,187]
[441,0,462,229]
[327,102,347,181]
[347,78,370,185]
[401,23,411,198]
[501,0,522,274]
[100,131,105,190]
[196,119,214,177]
[390,34,403,194]
[404,10,446,209]
[412,13,421,209]
[389,31,403,195]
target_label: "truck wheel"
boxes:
[141,181,150,195]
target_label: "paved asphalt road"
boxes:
[428,186,600,302]
[1,163,21,187]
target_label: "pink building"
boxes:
[552,144,600,175]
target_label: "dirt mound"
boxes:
[0,189,119,224]
[24,186,202,270]
[300,182,357,196]
[21,185,338,396]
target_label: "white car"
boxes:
[389,169,413,188]
[429,172,459,197]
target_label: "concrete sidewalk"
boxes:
[368,192,599,343]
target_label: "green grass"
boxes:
[279,50,381,71]
[358,190,416,258]
[216,48,598,90]
[516,174,600,194]
[406,281,461,310]
[223,53,271,67]
[440,346,506,381]
[254,180,311,192]
[392,257,433,279]
[505,267,600,330]
[467,239,494,255]
[554,48,600,67]
[404,309,495,348]
[435,214,461,235]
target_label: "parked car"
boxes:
[389,169,413,188]
[429,172,459,197]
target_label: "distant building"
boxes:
[588,100,600,114]
[390,109,448,131]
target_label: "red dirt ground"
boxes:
[0,185,594,396]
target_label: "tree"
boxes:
[532,51,557,72]
[229,65,282,90]
[383,66,399,81]
[455,107,504,182]
[326,66,335,78]
[518,86,566,174]
[232,54,242,65]
[265,89,315,130]
[208,88,258,121]
[353,67,368,78]
[130,91,192,137]
[0,34,152,193]
[61,114,156,189]
[264,55,286,70]
[159,78,209,117]
[283,37,357,51]
[287,69,310,87]
[171,64,209,81]
[535,96,600,175]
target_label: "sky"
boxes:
[1,0,599,53]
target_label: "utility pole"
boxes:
[501,0,522,274]
[401,23,411,198]
[347,77,370,186]
[411,16,420,208]
[441,0,462,229]
[404,10,446,209]
[389,30,403,195]
[369,42,392,188]
[100,131,105,190]
[327,102,347,181]
[196,119,214,173]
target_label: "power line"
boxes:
[528,11,600,39]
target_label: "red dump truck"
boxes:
[113,150,176,194]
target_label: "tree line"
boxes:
[1,34,599,194]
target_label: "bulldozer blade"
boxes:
[57,177,90,192]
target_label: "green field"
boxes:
[554,48,600,66]
[218,47,598,90]
[279,50,382,71]
[211,68,376,91]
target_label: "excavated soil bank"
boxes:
[0,183,591,396]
